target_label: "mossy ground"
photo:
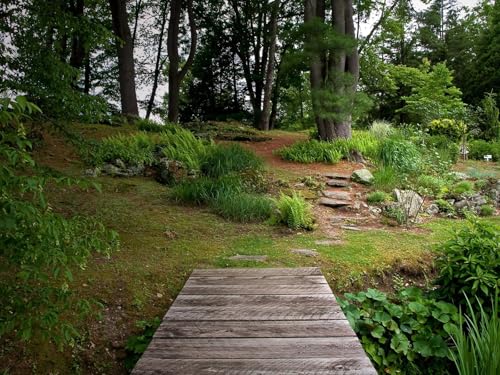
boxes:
[2,123,499,374]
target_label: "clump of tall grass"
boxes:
[170,176,242,205]
[449,294,500,375]
[378,138,422,173]
[271,192,314,230]
[276,131,379,164]
[210,192,273,222]
[201,143,264,177]
[372,166,399,192]
[369,120,394,139]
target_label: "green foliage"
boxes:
[272,192,314,230]
[92,127,207,170]
[468,140,500,161]
[372,167,399,192]
[210,192,273,223]
[427,118,467,141]
[136,118,169,132]
[370,120,394,139]
[478,92,500,141]
[340,287,459,374]
[124,318,161,370]
[435,199,456,215]
[435,216,500,311]
[170,176,243,206]
[479,205,495,217]
[425,135,460,164]
[449,294,500,375]
[367,191,391,204]
[276,131,379,163]
[201,144,264,178]
[451,181,475,197]
[379,138,422,173]
[0,97,119,347]
[415,175,450,197]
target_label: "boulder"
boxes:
[323,172,351,180]
[290,249,319,257]
[114,158,127,169]
[322,191,352,201]
[393,189,423,218]
[326,179,350,187]
[84,167,100,177]
[155,158,187,184]
[351,169,374,185]
[319,198,351,208]
[426,203,440,216]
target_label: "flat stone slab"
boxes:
[341,225,362,231]
[322,191,352,201]
[324,172,351,180]
[290,249,319,257]
[319,198,351,208]
[315,239,343,246]
[229,255,268,262]
[326,179,350,187]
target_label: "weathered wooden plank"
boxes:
[191,267,322,277]
[142,337,367,359]
[186,275,328,286]
[165,305,345,320]
[133,358,377,375]
[174,294,337,307]
[154,320,357,338]
[181,283,333,295]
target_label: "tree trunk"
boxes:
[167,0,197,123]
[146,1,168,119]
[109,0,139,116]
[258,0,279,131]
[69,0,85,70]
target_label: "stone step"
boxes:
[319,198,351,208]
[290,249,319,257]
[326,179,350,188]
[228,255,268,262]
[322,191,352,201]
[324,172,351,180]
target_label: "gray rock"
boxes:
[451,171,468,181]
[319,198,351,208]
[351,169,374,185]
[322,191,352,201]
[114,159,127,169]
[470,194,487,206]
[393,189,424,218]
[369,206,382,215]
[291,249,319,257]
[228,255,268,262]
[341,225,361,231]
[426,203,440,216]
[315,239,342,246]
[84,167,100,177]
[454,200,469,209]
[156,158,186,184]
[102,163,122,176]
[324,172,351,180]
[326,179,350,187]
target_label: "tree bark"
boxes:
[146,0,168,119]
[258,0,279,131]
[69,0,85,70]
[108,0,139,116]
[167,0,197,123]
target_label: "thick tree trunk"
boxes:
[167,0,197,123]
[69,0,85,69]
[146,1,168,119]
[109,0,139,116]
[259,0,279,131]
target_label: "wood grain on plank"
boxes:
[191,267,322,277]
[142,337,366,359]
[173,294,338,307]
[132,358,377,375]
[165,305,345,320]
[181,283,333,295]
[154,320,357,338]
[186,275,328,286]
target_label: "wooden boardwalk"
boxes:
[132,267,376,374]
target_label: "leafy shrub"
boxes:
[468,140,500,161]
[434,216,500,311]
[379,138,422,173]
[370,120,394,139]
[449,294,500,375]
[124,318,161,370]
[415,175,449,197]
[451,181,475,197]
[367,191,391,204]
[435,199,456,215]
[93,132,156,166]
[136,118,167,132]
[201,143,263,178]
[272,192,314,230]
[372,166,399,192]
[340,287,459,374]
[479,204,495,217]
[425,135,460,165]
[0,97,119,347]
[210,192,273,222]
[427,118,467,140]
